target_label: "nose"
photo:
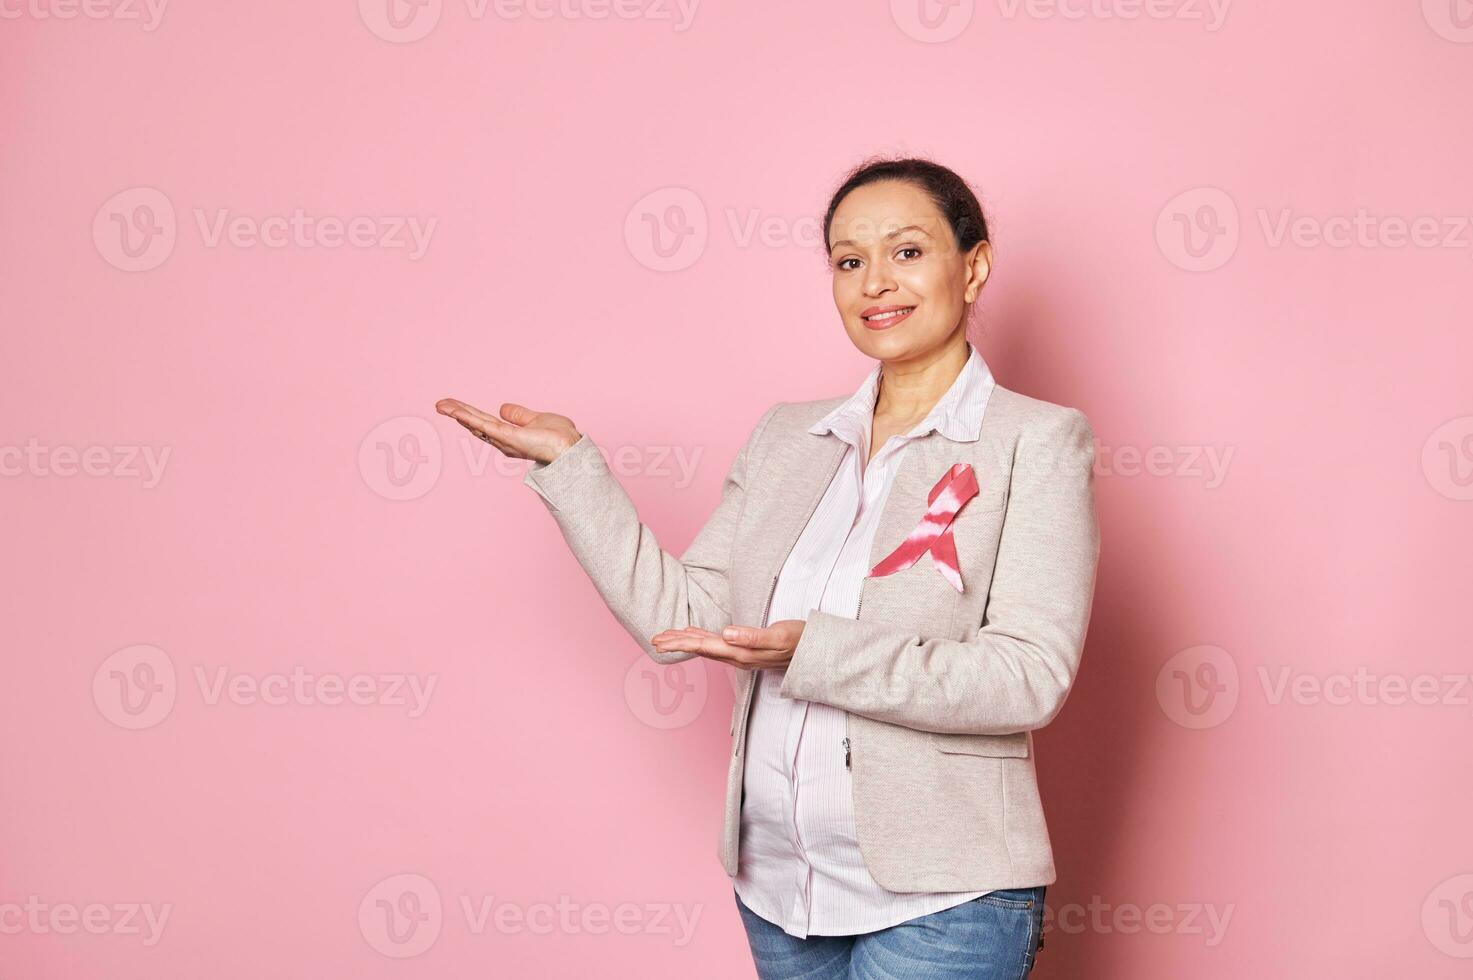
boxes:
[861,261,896,297]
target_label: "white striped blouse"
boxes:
[732,340,998,938]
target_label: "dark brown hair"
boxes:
[822,156,990,257]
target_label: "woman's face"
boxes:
[827,179,991,362]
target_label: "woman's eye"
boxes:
[837,258,860,271]
[897,246,922,260]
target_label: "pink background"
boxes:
[2,0,1471,976]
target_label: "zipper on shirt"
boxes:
[845,581,865,771]
[760,573,779,628]
[735,443,846,761]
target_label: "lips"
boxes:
[860,305,916,329]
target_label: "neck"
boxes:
[875,336,970,421]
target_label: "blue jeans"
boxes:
[734,885,1046,980]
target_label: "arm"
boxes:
[777,407,1101,735]
[521,403,784,665]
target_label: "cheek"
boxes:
[832,282,866,333]
[832,274,859,308]
[888,264,920,297]
[903,269,962,322]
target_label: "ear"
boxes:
[964,240,992,303]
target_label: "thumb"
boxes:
[500,403,537,425]
[723,625,761,646]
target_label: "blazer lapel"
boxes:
[865,435,953,576]
[752,432,848,600]
[752,423,999,616]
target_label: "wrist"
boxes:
[546,432,582,463]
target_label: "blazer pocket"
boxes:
[930,730,1030,758]
[957,486,1009,519]
[951,498,1007,525]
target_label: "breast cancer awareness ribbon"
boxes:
[868,463,979,592]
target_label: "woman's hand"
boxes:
[434,398,581,464]
[650,619,806,670]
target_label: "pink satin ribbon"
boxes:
[868,463,979,593]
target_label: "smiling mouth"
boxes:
[862,306,916,324]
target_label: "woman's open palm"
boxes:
[434,398,581,464]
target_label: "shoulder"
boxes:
[756,395,847,434]
[987,384,1094,446]
[749,384,1096,460]
[985,385,1096,484]
[753,385,1096,444]
[734,395,845,475]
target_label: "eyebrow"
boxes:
[829,224,933,253]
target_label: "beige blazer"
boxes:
[522,383,1100,893]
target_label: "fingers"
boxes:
[651,627,716,645]
[725,620,803,648]
[453,412,510,446]
[721,625,762,646]
[434,397,471,416]
[435,398,525,457]
[722,625,785,648]
[650,628,750,664]
[436,398,500,430]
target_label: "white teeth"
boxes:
[865,307,914,321]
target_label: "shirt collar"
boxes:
[809,340,996,448]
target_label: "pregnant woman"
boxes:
[437,157,1100,979]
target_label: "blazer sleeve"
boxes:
[777,407,1101,735]
[521,402,784,665]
